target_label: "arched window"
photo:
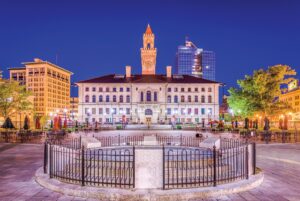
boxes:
[92,95,96,103]
[145,109,153,115]
[201,95,205,103]
[120,95,123,103]
[140,92,144,102]
[154,92,158,101]
[99,95,103,102]
[106,95,110,102]
[147,43,151,49]
[126,95,130,103]
[167,95,171,103]
[146,91,151,102]
[181,95,185,102]
[174,95,178,103]
[113,95,116,102]
[85,95,89,103]
[188,95,191,102]
[208,95,212,103]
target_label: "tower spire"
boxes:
[145,24,153,34]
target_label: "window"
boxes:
[99,87,103,92]
[112,108,117,114]
[85,87,89,92]
[201,108,205,115]
[120,95,123,103]
[174,88,178,92]
[181,108,185,115]
[145,109,153,115]
[106,87,110,92]
[201,88,205,92]
[174,95,178,103]
[208,87,212,92]
[188,108,192,115]
[140,92,144,102]
[195,96,198,102]
[99,108,103,114]
[188,95,191,102]
[99,95,103,102]
[201,95,205,103]
[85,108,89,114]
[85,95,89,103]
[208,108,212,115]
[194,108,199,115]
[208,95,212,103]
[126,95,130,103]
[195,88,198,92]
[174,108,178,114]
[146,91,151,101]
[167,108,171,115]
[188,88,191,92]
[113,87,117,92]
[167,95,171,103]
[181,95,185,102]
[92,108,96,114]
[126,108,130,115]
[154,92,158,101]
[181,88,185,92]
[106,108,110,115]
[92,95,96,103]
[92,87,96,92]
[126,87,130,92]
[120,87,123,92]
[168,88,171,92]
[113,95,116,102]
[106,95,110,102]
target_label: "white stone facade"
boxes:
[77,81,219,125]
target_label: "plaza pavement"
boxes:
[0,142,300,201]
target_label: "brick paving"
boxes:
[0,143,300,201]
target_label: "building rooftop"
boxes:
[76,74,220,84]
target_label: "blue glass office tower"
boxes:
[176,41,202,77]
[201,51,216,81]
[176,40,216,81]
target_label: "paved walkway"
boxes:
[0,143,300,201]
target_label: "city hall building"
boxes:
[77,25,220,125]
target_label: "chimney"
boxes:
[166,66,172,78]
[126,66,131,78]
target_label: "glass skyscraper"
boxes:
[175,40,216,81]
[201,51,216,81]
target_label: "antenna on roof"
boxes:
[55,53,58,64]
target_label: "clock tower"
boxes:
[141,24,157,75]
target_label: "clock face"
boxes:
[145,60,153,68]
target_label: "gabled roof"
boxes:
[76,74,220,84]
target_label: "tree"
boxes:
[228,65,296,117]
[0,80,33,119]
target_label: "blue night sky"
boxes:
[1,0,300,96]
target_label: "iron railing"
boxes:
[45,143,135,188]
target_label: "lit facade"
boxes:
[70,97,79,120]
[9,58,73,117]
[279,80,300,118]
[77,25,220,125]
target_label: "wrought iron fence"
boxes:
[0,131,45,143]
[45,143,135,188]
[162,141,254,189]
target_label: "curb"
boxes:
[35,167,264,201]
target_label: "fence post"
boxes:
[118,134,120,146]
[133,146,135,188]
[162,145,165,190]
[49,144,53,178]
[81,146,85,186]
[43,142,48,174]
[246,144,249,179]
[213,145,217,187]
[252,142,256,175]
[79,135,82,148]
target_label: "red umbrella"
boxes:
[58,116,62,129]
[35,117,41,129]
[53,116,59,130]
[63,118,67,128]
